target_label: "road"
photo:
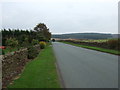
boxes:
[52,42,118,88]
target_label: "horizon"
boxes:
[0,29,118,34]
[52,31,120,35]
[52,32,118,35]
[0,28,119,34]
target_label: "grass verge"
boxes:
[8,44,60,88]
[61,41,120,55]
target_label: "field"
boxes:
[78,39,108,43]
[64,39,111,43]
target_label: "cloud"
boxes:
[0,3,2,29]
[1,0,119,3]
[1,0,118,34]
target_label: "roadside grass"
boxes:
[8,44,60,88]
[61,41,120,55]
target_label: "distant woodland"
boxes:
[1,23,51,46]
[52,33,120,39]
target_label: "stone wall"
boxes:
[0,55,2,89]
[2,45,41,88]
[2,48,28,87]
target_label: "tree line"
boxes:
[1,23,51,47]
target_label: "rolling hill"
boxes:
[52,33,120,39]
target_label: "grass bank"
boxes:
[8,44,60,88]
[60,41,120,55]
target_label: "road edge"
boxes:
[52,43,66,88]
[60,41,120,56]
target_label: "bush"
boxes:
[27,46,39,59]
[107,39,120,50]
[39,41,46,49]
[22,37,30,48]
[32,39,39,45]
[0,50,5,55]
[2,50,5,55]
[6,38,18,48]
[116,39,120,50]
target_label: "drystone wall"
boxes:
[0,55,2,89]
[2,48,28,87]
[2,44,41,88]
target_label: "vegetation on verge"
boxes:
[107,39,120,50]
[61,41,120,55]
[39,41,46,49]
[8,44,60,88]
[1,23,51,54]
[3,47,18,55]
[27,45,39,59]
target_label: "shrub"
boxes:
[27,46,39,59]
[116,39,120,50]
[6,38,18,48]
[107,39,120,50]
[39,41,46,49]
[0,50,5,55]
[2,50,5,55]
[32,39,39,45]
[22,37,30,48]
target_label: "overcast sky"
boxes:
[0,0,119,34]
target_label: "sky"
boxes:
[0,0,119,34]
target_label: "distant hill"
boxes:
[52,33,120,39]
[112,34,120,38]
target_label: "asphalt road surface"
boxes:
[52,42,118,88]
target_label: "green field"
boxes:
[8,44,60,88]
[61,41,120,55]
